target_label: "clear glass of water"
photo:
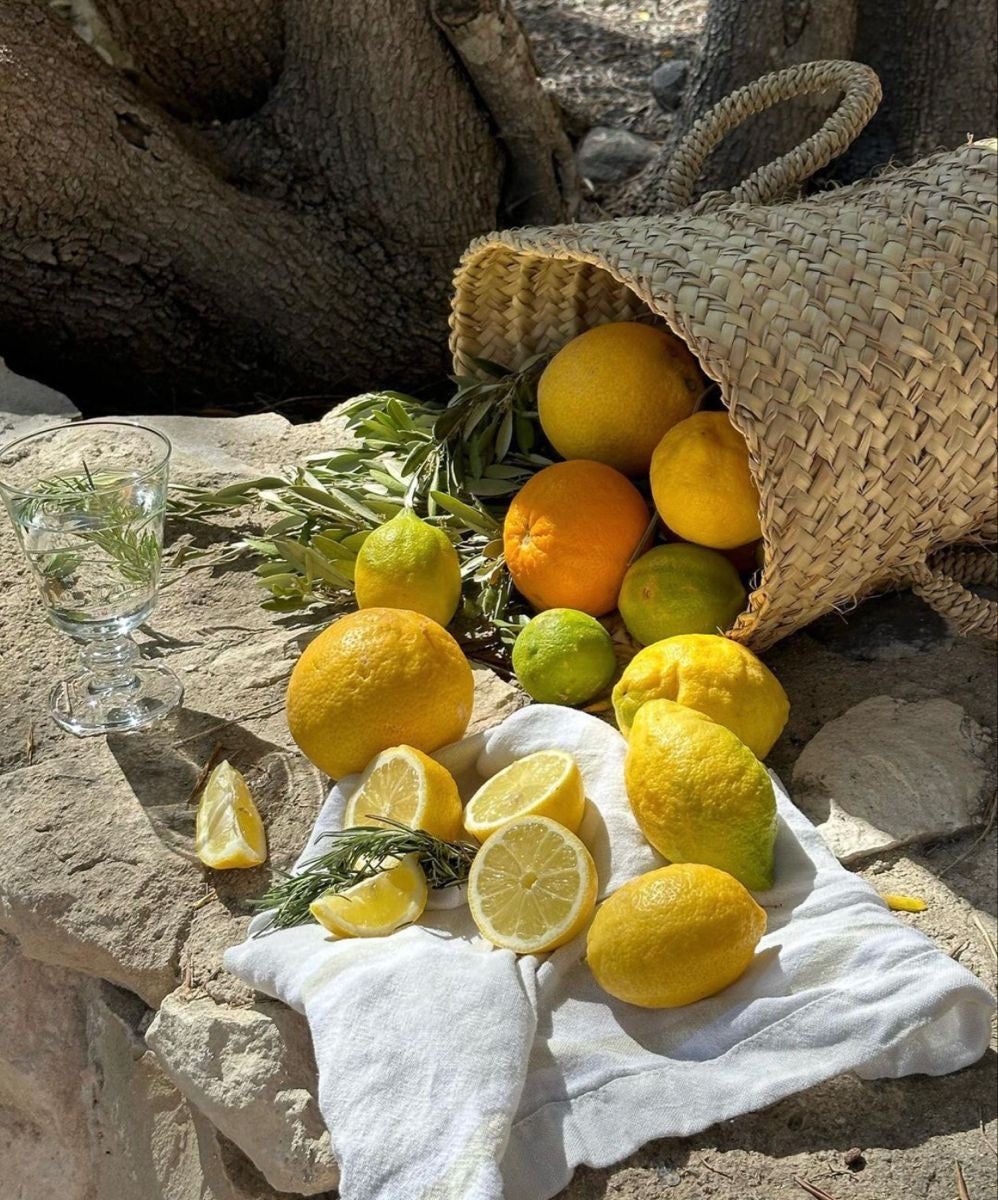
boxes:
[0,420,184,735]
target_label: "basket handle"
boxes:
[908,546,997,640]
[656,60,882,212]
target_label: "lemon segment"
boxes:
[468,816,597,954]
[463,750,585,842]
[195,760,268,870]
[342,744,463,842]
[309,853,428,937]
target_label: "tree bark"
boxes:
[0,0,559,413]
[661,0,997,201]
[679,0,855,197]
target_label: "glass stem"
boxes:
[79,634,141,695]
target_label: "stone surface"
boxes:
[0,402,994,1200]
[0,743,204,1006]
[148,992,340,1195]
[792,696,994,863]
[0,358,79,419]
[576,126,656,183]
[807,591,954,661]
[650,59,690,110]
[0,934,292,1200]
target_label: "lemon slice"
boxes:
[463,749,584,842]
[342,744,463,841]
[309,853,428,937]
[468,816,597,954]
[195,760,268,870]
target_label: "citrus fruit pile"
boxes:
[507,321,764,660]
[229,315,803,1018]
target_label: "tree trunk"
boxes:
[0,0,567,414]
[670,0,997,199]
[680,0,856,197]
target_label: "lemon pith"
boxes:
[462,750,585,842]
[343,744,463,842]
[468,816,598,954]
[309,852,428,937]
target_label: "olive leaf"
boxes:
[168,355,552,657]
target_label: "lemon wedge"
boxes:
[467,816,597,954]
[463,749,585,842]
[195,760,268,870]
[342,744,464,841]
[309,852,428,937]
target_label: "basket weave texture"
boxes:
[450,62,998,649]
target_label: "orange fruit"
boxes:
[537,323,705,476]
[503,461,650,616]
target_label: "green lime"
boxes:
[618,543,747,646]
[354,510,461,627]
[512,608,617,706]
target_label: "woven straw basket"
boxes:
[450,61,998,650]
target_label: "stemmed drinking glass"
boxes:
[0,420,184,735]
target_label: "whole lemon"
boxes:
[354,510,461,627]
[538,322,705,476]
[617,543,747,645]
[503,460,649,616]
[625,699,777,890]
[286,608,474,779]
[612,633,788,758]
[511,609,617,705]
[587,863,766,1008]
[650,411,761,549]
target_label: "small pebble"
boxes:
[650,59,690,111]
[844,1146,866,1170]
[576,127,656,184]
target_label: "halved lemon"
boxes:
[309,853,428,937]
[342,745,463,841]
[195,760,268,870]
[463,749,585,843]
[467,816,597,954]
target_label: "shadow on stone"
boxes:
[808,590,953,662]
[106,705,289,872]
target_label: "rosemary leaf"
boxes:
[251,819,479,931]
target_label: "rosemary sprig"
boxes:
[17,469,162,589]
[251,818,479,931]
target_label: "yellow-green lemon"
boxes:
[617,543,747,645]
[586,862,767,1007]
[625,699,777,890]
[354,510,461,627]
[612,633,789,759]
[511,608,617,705]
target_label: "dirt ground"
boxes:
[517,0,707,213]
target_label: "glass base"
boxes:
[49,659,184,736]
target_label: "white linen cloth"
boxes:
[225,705,995,1200]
